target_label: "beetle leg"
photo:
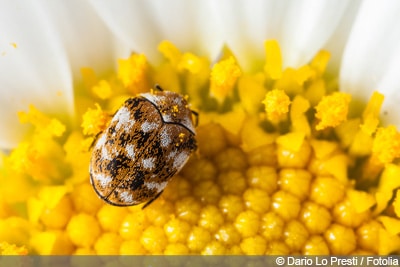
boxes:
[154,84,164,92]
[89,131,103,151]
[191,110,199,126]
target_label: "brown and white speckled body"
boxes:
[89,90,197,207]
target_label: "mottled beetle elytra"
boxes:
[89,85,197,208]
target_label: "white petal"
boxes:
[90,0,353,70]
[39,1,115,78]
[0,1,115,150]
[88,0,166,62]
[277,0,352,68]
[340,0,400,127]
[378,47,400,126]
[201,0,284,69]
[194,0,354,69]
[322,1,362,73]
[0,2,72,149]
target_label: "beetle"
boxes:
[89,85,197,208]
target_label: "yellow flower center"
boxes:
[262,88,291,123]
[1,40,400,255]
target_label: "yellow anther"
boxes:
[315,92,351,130]
[262,88,291,123]
[210,56,241,103]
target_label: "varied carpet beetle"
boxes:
[89,85,197,208]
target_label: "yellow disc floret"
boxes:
[300,201,332,234]
[94,232,122,255]
[271,191,301,221]
[324,224,356,254]
[140,225,167,253]
[66,213,101,248]
[283,220,309,252]
[303,235,330,255]
[234,210,260,238]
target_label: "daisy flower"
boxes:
[1,0,400,255]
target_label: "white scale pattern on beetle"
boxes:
[142,157,156,170]
[101,146,113,160]
[182,116,195,133]
[125,144,135,160]
[173,151,189,171]
[167,150,189,172]
[113,107,135,132]
[160,127,172,147]
[95,133,107,150]
[94,172,112,188]
[167,150,178,160]
[141,121,160,133]
[141,93,165,106]
[120,191,134,203]
[145,181,168,193]
[101,146,119,161]
[172,96,184,106]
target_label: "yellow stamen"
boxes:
[310,50,330,75]
[290,95,311,135]
[210,56,241,103]
[372,125,400,164]
[315,92,351,130]
[361,91,384,135]
[118,53,149,93]
[347,189,376,213]
[177,53,204,74]
[18,105,65,138]
[378,216,400,235]
[375,164,400,215]
[158,40,182,67]
[81,103,109,136]
[262,88,291,123]
[92,80,113,100]
[264,40,282,79]
[394,189,400,218]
